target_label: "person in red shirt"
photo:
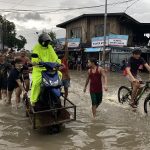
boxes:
[60,53,70,99]
[84,58,108,118]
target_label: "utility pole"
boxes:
[102,0,107,67]
[2,20,4,50]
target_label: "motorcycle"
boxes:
[24,53,76,131]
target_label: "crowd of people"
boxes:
[0,49,31,108]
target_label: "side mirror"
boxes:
[31,53,38,58]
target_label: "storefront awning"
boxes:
[84,48,102,52]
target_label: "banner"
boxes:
[92,36,109,47]
[109,35,128,46]
[67,38,80,48]
[92,35,128,47]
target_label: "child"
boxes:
[84,58,108,118]
[7,58,27,108]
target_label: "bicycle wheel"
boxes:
[144,94,150,114]
[118,86,132,104]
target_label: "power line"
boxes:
[0,0,136,13]
[9,0,25,9]
[0,0,58,9]
[124,0,141,12]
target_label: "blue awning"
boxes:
[84,48,102,52]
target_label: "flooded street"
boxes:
[0,71,150,150]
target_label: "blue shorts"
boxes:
[62,79,70,89]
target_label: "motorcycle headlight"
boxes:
[49,79,59,87]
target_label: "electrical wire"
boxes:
[0,0,58,9]
[9,0,25,9]
[124,0,141,12]
[0,0,137,13]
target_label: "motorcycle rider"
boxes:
[30,33,61,106]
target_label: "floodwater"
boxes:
[0,71,150,150]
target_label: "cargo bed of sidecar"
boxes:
[25,96,76,129]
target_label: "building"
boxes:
[57,12,150,47]
[0,22,3,50]
[57,13,150,68]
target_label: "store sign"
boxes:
[67,38,80,48]
[109,35,128,46]
[92,35,128,47]
[92,36,109,47]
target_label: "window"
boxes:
[95,23,110,37]
[70,27,81,38]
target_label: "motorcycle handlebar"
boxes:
[31,62,62,70]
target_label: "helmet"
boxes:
[38,33,52,47]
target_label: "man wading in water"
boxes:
[84,58,108,118]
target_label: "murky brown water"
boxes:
[0,71,150,150]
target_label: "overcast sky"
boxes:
[0,0,150,50]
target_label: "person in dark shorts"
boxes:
[125,49,150,108]
[7,58,27,107]
[0,54,11,101]
[84,58,108,118]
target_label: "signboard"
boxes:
[92,36,109,47]
[109,35,128,46]
[67,38,80,48]
[92,34,128,47]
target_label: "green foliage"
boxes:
[0,15,27,50]
[47,30,57,48]
[48,30,56,41]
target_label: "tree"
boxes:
[47,30,57,48]
[15,35,27,50]
[48,30,56,41]
[0,15,27,50]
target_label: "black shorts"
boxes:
[0,77,8,90]
[7,80,18,91]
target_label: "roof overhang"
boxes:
[56,13,150,33]
[56,12,140,28]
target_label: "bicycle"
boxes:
[118,81,150,108]
[144,93,150,113]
